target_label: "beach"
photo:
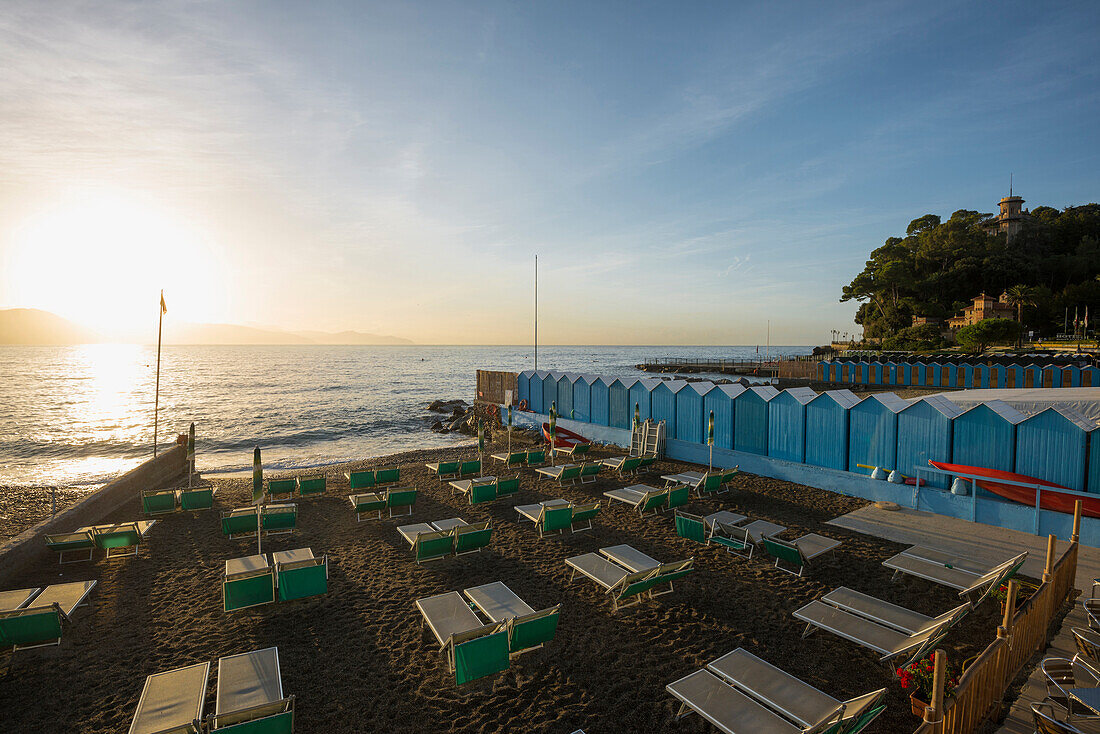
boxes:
[0,441,1020,733]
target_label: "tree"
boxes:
[1004,284,1039,347]
[955,319,1023,353]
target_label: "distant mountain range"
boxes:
[0,308,413,345]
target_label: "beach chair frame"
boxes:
[709,522,754,559]
[579,462,602,483]
[762,534,839,577]
[45,531,96,564]
[426,460,461,480]
[649,559,693,598]
[570,502,600,532]
[454,522,493,556]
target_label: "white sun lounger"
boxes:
[603,484,668,515]
[210,647,293,731]
[0,588,41,612]
[463,582,536,623]
[129,661,210,734]
[884,549,1027,606]
[29,580,97,616]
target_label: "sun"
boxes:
[2,188,227,339]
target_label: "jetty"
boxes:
[637,356,821,378]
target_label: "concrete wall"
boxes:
[0,444,188,588]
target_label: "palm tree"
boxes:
[1004,284,1039,347]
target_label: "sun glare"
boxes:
[4,189,227,339]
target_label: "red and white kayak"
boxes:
[928,460,1100,518]
[542,423,590,449]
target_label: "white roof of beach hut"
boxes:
[814,389,861,409]
[781,387,818,406]
[747,385,780,401]
[596,375,616,388]
[902,394,964,419]
[857,392,909,413]
[958,399,1027,424]
[1046,405,1098,432]
[687,381,716,397]
[657,379,691,393]
[710,383,747,400]
[578,373,601,385]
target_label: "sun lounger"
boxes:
[515,500,574,538]
[398,518,488,563]
[0,580,96,650]
[266,478,296,501]
[578,461,602,483]
[454,521,493,555]
[223,555,275,612]
[536,464,582,486]
[451,477,498,504]
[571,501,600,532]
[88,520,156,559]
[416,591,510,685]
[603,484,668,515]
[344,469,376,490]
[425,460,461,480]
[385,487,417,517]
[296,474,326,497]
[552,443,591,459]
[129,661,210,734]
[374,466,400,488]
[142,487,179,515]
[179,483,216,511]
[794,587,969,670]
[349,491,386,521]
[0,588,41,613]
[260,503,297,535]
[761,533,841,577]
[668,647,887,734]
[525,449,547,468]
[273,548,328,602]
[491,451,527,469]
[45,529,96,564]
[739,519,786,544]
[463,581,561,656]
[883,549,1027,607]
[458,459,482,478]
[601,455,642,477]
[666,483,690,511]
[209,647,294,732]
[496,476,520,497]
[566,544,691,612]
[674,511,708,544]
[222,507,259,538]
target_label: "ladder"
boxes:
[630,419,666,458]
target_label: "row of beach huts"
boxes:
[818,359,1100,389]
[515,370,1100,494]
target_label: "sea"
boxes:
[0,344,812,488]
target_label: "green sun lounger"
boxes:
[385,487,417,516]
[883,549,1027,608]
[223,555,275,612]
[450,477,498,504]
[416,591,510,685]
[570,501,600,532]
[344,469,376,490]
[296,474,326,497]
[425,460,461,480]
[261,504,297,535]
[399,524,456,565]
[266,479,296,501]
[674,511,708,544]
[129,661,210,734]
[458,460,482,478]
[553,443,591,459]
[0,588,41,613]
[496,476,520,497]
[142,487,178,515]
[0,580,96,650]
[762,534,842,577]
[536,464,582,486]
[454,522,493,555]
[88,521,153,559]
[462,581,561,656]
[222,508,260,539]
[515,501,574,538]
[374,466,400,488]
[491,452,526,468]
[565,553,660,613]
[349,492,387,521]
[45,529,96,564]
[579,462,602,483]
[603,485,668,515]
[524,449,546,467]
[209,647,294,732]
[273,548,328,602]
[602,456,643,477]
[666,484,690,510]
[180,483,216,511]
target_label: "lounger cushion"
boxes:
[603,487,646,506]
[566,553,629,590]
[794,601,928,657]
[666,669,802,734]
[707,648,841,729]
[884,554,985,591]
[215,648,286,728]
[822,587,937,634]
[398,523,435,544]
[129,662,210,734]
[794,534,840,561]
[417,591,483,645]
[0,588,40,613]
[31,580,96,616]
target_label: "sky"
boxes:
[0,1,1097,345]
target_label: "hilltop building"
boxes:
[983,192,1032,240]
[947,292,1016,330]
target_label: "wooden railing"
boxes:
[912,506,1081,734]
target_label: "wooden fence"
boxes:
[912,520,1080,734]
[476,370,517,406]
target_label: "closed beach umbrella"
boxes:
[478,420,485,478]
[634,403,640,430]
[708,410,714,471]
[507,404,513,454]
[549,401,557,465]
[252,447,263,504]
[187,422,196,486]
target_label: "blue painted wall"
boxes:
[629,379,658,424]
[951,402,1022,478]
[590,377,611,426]
[543,372,559,416]
[702,384,743,450]
[554,373,573,419]
[1016,408,1092,491]
[609,378,635,430]
[733,386,777,455]
[650,381,686,437]
[805,390,858,471]
[768,388,816,463]
[896,398,961,488]
[571,375,593,423]
[517,371,532,407]
[676,382,713,444]
[848,393,907,475]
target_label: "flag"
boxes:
[160,290,167,315]
[252,447,263,504]
[707,411,714,446]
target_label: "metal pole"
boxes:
[153,290,163,457]
[534,254,538,371]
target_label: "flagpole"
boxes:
[153,290,164,457]
[534,254,538,371]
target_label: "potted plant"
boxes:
[897,654,960,717]
[990,581,1034,615]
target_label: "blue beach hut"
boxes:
[590,376,612,426]
[1041,366,1062,388]
[912,362,927,386]
[702,384,745,450]
[1084,367,1100,387]
[1064,366,1081,388]
[609,377,638,430]
[951,400,1025,481]
[571,374,597,423]
[676,382,714,444]
[848,392,909,475]
[733,385,779,455]
[974,364,991,389]
[896,362,911,386]
[1022,364,1040,389]
[517,370,534,408]
[650,380,688,437]
[543,371,563,415]
[768,387,817,463]
[528,370,550,413]
[805,389,860,471]
[895,396,963,488]
[629,378,661,424]
[554,372,574,419]
[1016,406,1094,491]
[1005,364,1023,389]
[961,364,976,389]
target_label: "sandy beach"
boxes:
[0,440,1024,733]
